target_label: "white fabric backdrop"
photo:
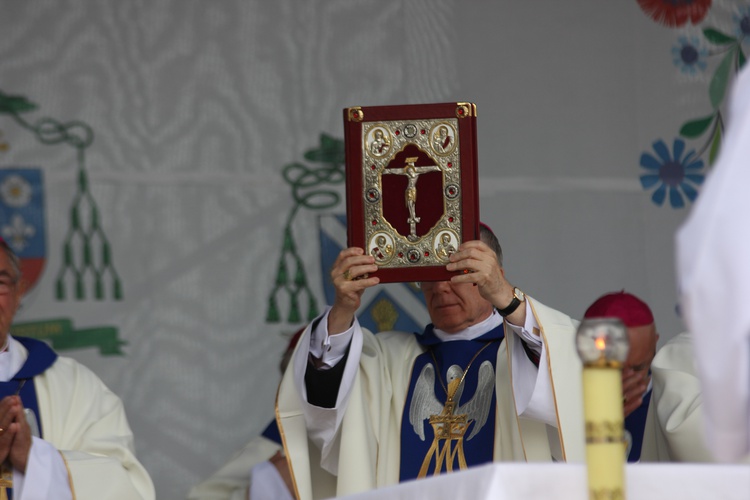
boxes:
[0,1,746,498]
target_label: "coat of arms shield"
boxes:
[0,168,46,290]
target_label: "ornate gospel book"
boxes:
[344,102,480,283]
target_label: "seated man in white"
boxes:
[641,331,715,462]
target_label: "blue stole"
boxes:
[260,419,282,445]
[399,324,504,482]
[625,385,652,462]
[0,337,58,440]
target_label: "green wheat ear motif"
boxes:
[266,134,345,324]
[0,90,122,301]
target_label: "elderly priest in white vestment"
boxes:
[0,238,154,499]
[276,224,586,500]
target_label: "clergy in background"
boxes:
[641,331,715,462]
[582,291,659,462]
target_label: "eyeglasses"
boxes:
[0,279,17,295]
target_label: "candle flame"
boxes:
[595,337,607,351]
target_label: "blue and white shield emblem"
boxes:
[0,168,46,290]
[319,214,429,333]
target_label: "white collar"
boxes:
[432,310,503,342]
[0,335,29,382]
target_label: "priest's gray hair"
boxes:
[479,225,503,267]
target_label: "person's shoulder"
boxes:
[11,336,99,380]
[42,356,129,418]
[663,331,693,347]
[43,354,112,391]
[653,332,696,373]
[657,332,694,356]
[361,328,421,356]
[526,295,578,328]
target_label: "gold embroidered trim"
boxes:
[529,298,568,461]
[59,451,77,500]
[275,378,301,500]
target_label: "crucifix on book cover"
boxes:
[343,102,480,283]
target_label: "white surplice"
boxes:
[276,296,585,500]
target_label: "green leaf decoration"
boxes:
[288,295,300,323]
[71,206,81,228]
[703,28,736,46]
[282,227,294,251]
[266,296,280,322]
[739,49,747,70]
[275,260,288,286]
[83,242,92,265]
[304,134,345,164]
[91,208,100,230]
[307,295,319,321]
[294,267,306,287]
[63,245,73,265]
[709,50,735,109]
[679,114,715,138]
[709,120,722,165]
[78,169,88,190]
[0,90,38,114]
[102,242,111,265]
[75,277,85,300]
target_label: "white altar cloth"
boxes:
[333,462,749,500]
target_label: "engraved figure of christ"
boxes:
[382,156,441,240]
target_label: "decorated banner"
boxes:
[0,92,125,355]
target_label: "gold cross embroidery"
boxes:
[417,379,471,477]
[0,462,12,500]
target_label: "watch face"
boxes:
[514,287,525,301]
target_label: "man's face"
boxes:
[625,323,658,374]
[0,250,22,346]
[421,280,494,333]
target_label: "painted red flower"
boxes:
[636,0,712,27]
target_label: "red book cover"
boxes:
[343,102,480,283]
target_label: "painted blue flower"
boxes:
[732,6,750,41]
[672,36,707,74]
[640,138,705,208]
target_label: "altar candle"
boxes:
[576,318,629,500]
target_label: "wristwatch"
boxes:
[497,287,525,317]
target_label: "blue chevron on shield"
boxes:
[318,214,429,334]
[0,168,46,291]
